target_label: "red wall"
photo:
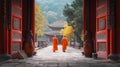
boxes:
[116,0,120,54]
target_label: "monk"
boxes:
[61,36,68,52]
[52,35,58,52]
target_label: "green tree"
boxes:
[63,4,75,22]
[63,0,83,43]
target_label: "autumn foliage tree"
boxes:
[60,23,74,39]
[35,4,47,36]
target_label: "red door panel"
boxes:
[10,0,22,54]
[96,0,108,59]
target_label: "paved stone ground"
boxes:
[0,45,120,67]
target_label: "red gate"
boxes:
[10,0,22,54]
[96,0,108,59]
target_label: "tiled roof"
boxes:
[48,20,65,28]
[44,30,62,36]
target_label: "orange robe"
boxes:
[52,36,58,51]
[61,37,68,51]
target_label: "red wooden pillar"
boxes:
[110,30,115,54]
[31,0,35,46]
[0,0,12,55]
[22,0,35,56]
[108,0,120,60]
[116,0,119,54]
[89,0,96,53]
[108,0,115,54]
[22,0,35,50]
[116,0,120,54]
[83,0,86,37]
[0,0,6,54]
[2,0,9,54]
[22,0,28,50]
[4,0,9,54]
[83,0,90,41]
[83,0,95,57]
[107,0,116,55]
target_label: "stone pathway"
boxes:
[0,45,120,67]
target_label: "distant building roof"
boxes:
[44,30,62,36]
[45,20,66,36]
[48,20,65,29]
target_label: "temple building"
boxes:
[45,20,65,44]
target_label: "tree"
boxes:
[35,4,47,36]
[63,0,83,43]
[63,4,75,22]
[60,23,74,39]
